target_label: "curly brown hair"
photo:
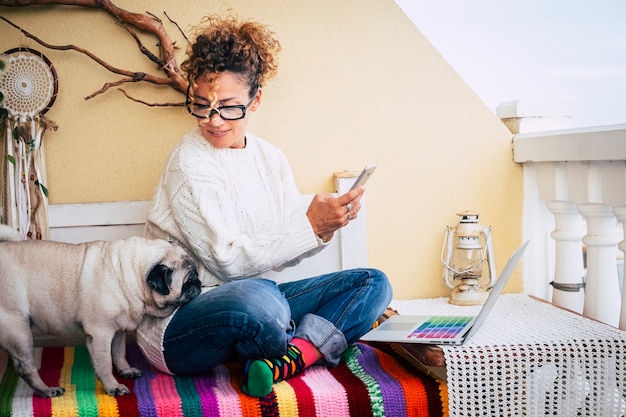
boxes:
[182,14,281,104]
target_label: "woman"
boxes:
[136,14,392,398]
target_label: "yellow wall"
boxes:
[0,0,523,299]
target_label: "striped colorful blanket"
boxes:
[0,342,445,417]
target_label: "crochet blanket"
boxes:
[0,342,445,417]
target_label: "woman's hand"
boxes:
[306,187,365,241]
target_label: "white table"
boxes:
[391,293,626,417]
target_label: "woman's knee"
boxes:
[356,268,393,305]
[229,279,293,357]
[371,268,393,301]
[219,279,290,315]
[179,278,292,341]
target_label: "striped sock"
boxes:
[241,343,307,397]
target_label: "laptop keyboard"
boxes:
[408,316,474,339]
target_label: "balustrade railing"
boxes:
[512,123,626,330]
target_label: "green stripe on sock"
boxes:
[241,344,307,398]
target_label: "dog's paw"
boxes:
[118,367,142,379]
[106,383,131,396]
[38,387,65,398]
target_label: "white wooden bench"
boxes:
[47,174,368,281]
[47,195,368,283]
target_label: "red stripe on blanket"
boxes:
[32,346,64,416]
[288,370,317,417]
[328,362,374,417]
[115,376,139,417]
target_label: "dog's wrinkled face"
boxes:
[144,245,201,317]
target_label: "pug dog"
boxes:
[0,224,201,398]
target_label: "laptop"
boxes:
[361,241,529,345]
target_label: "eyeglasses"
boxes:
[185,85,257,121]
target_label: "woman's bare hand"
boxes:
[306,187,365,240]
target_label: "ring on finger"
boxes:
[347,212,353,221]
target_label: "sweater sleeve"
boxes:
[149,133,322,283]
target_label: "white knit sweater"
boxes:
[136,127,326,373]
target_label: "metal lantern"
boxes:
[441,212,496,305]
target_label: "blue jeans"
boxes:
[162,268,392,375]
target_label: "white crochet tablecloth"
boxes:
[391,293,626,417]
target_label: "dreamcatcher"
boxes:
[0,47,58,240]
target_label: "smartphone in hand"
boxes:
[350,164,377,190]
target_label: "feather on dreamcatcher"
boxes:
[0,47,58,240]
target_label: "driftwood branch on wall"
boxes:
[0,0,189,106]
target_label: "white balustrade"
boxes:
[578,203,621,325]
[544,200,584,312]
[503,102,626,329]
[614,206,626,329]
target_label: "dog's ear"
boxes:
[147,264,172,295]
